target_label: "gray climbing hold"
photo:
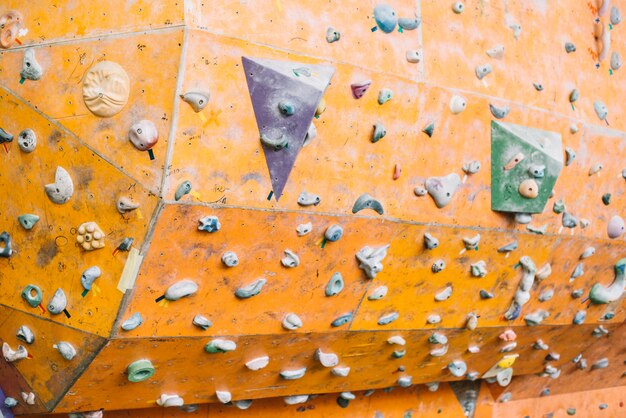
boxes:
[430,344,449,357]
[572,310,586,325]
[180,91,210,112]
[260,132,288,150]
[594,101,608,121]
[371,123,387,143]
[282,313,302,330]
[373,4,398,33]
[524,310,550,326]
[296,222,312,236]
[432,259,446,273]
[569,89,579,103]
[315,348,338,367]
[497,241,518,253]
[486,45,505,59]
[331,312,352,327]
[553,199,565,214]
[121,312,143,331]
[589,258,626,304]
[235,278,266,298]
[45,166,74,204]
[570,263,584,281]
[54,342,76,360]
[48,288,67,315]
[449,95,467,114]
[422,121,435,137]
[565,42,576,53]
[515,213,532,224]
[352,193,384,214]
[592,325,609,337]
[356,244,389,279]
[378,88,393,105]
[378,312,399,325]
[611,51,622,71]
[297,191,321,206]
[452,2,465,14]
[205,339,236,353]
[175,180,192,201]
[480,289,494,299]
[281,249,300,268]
[17,325,34,344]
[591,358,608,370]
[81,266,101,290]
[18,214,39,230]
[165,279,198,301]
[325,272,344,296]
[17,128,36,152]
[562,211,578,228]
[21,48,43,81]
[434,285,452,301]
[463,234,480,250]
[424,232,439,249]
[533,83,543,91]
[0,128,12,144]
[448,360,467,377]
[429,332,448,345]
[470,261,487,277]
[117,196,140,214]
[489,104,510,119]
[397,376,412,387]
[425,173,461,208]
[325,27,340,43]
[475,64,492,80]
[192,314,212,330]
[368,285,388,300]
[197,216,220,233]
[398,16,420,30]
[527,224,547,235]
[221,251,239,267]
[462,160,481,175]
[538,288,554,302]
[610,5,621,25]
[324,224,343,242]
[4,397,17,408]
[528,164,545,178]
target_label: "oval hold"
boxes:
[235,278,266,299]
[204,338,237,353]
[331,312,353,327]
[282,313,303,330]
[368,285,388,300]
[594,100,608,121]
[452,2,465,14]
[280,367,307,380]
[80,266,102,290]
[398,16,420,30]
[245,356,270,371]
[434,285,452,301]
[486,45,505,59]
[121,312,143,331]
[611,6,621,25]
[607,215,625,239]
[373,4,398,33]
[221,251,239,267]
[165,279,198,301]
[180,91,210,112]
[324,224,343,242]
[377,312,399,325]
[54,342,76,360]
[325,272,344,296]
[175,180,192,201]
[611,51,622,71]
[449,95,467,114]
[127,359,155,383]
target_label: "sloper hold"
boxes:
[242,56,335,200]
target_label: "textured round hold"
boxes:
[607,215,625,239]
[82,61,130,117]
[18,129,36,153]
[449,95,467,114]
[452,2,464,13]
[373,4,397,33]
[127,359,155,382]
[518,179,539,198]
[128,120,158,151]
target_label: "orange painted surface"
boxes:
[0,0,625,416]
[0,306,105,414]
[0,88,158,337]
[53,323,614,412]
[0,0,183,45]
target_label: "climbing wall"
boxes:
[0,1,625,417]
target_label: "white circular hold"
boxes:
[449,95,467,114]
[82,61,130,117]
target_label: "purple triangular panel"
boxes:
[242,56,335,200]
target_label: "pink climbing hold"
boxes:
[607,215,625,239]
[351,80,372,99]
[499,329,517,342]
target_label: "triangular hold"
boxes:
[449,381,481,418]
[242,56,335,200]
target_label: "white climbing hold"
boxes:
[449,95,467,114]
[282,313,303,330]
[216,390,232,404]
[332,366,351,377]
[315,348,339,367]
[156,394,184,407]
[356,244,390,279]
[245,356,270,371]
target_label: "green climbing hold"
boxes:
[566,407,576,415]
[553,199,565,214]
[602,193,611,205]
[422,122,435,137]
[127,359,155,382]
[18,214,39,230]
